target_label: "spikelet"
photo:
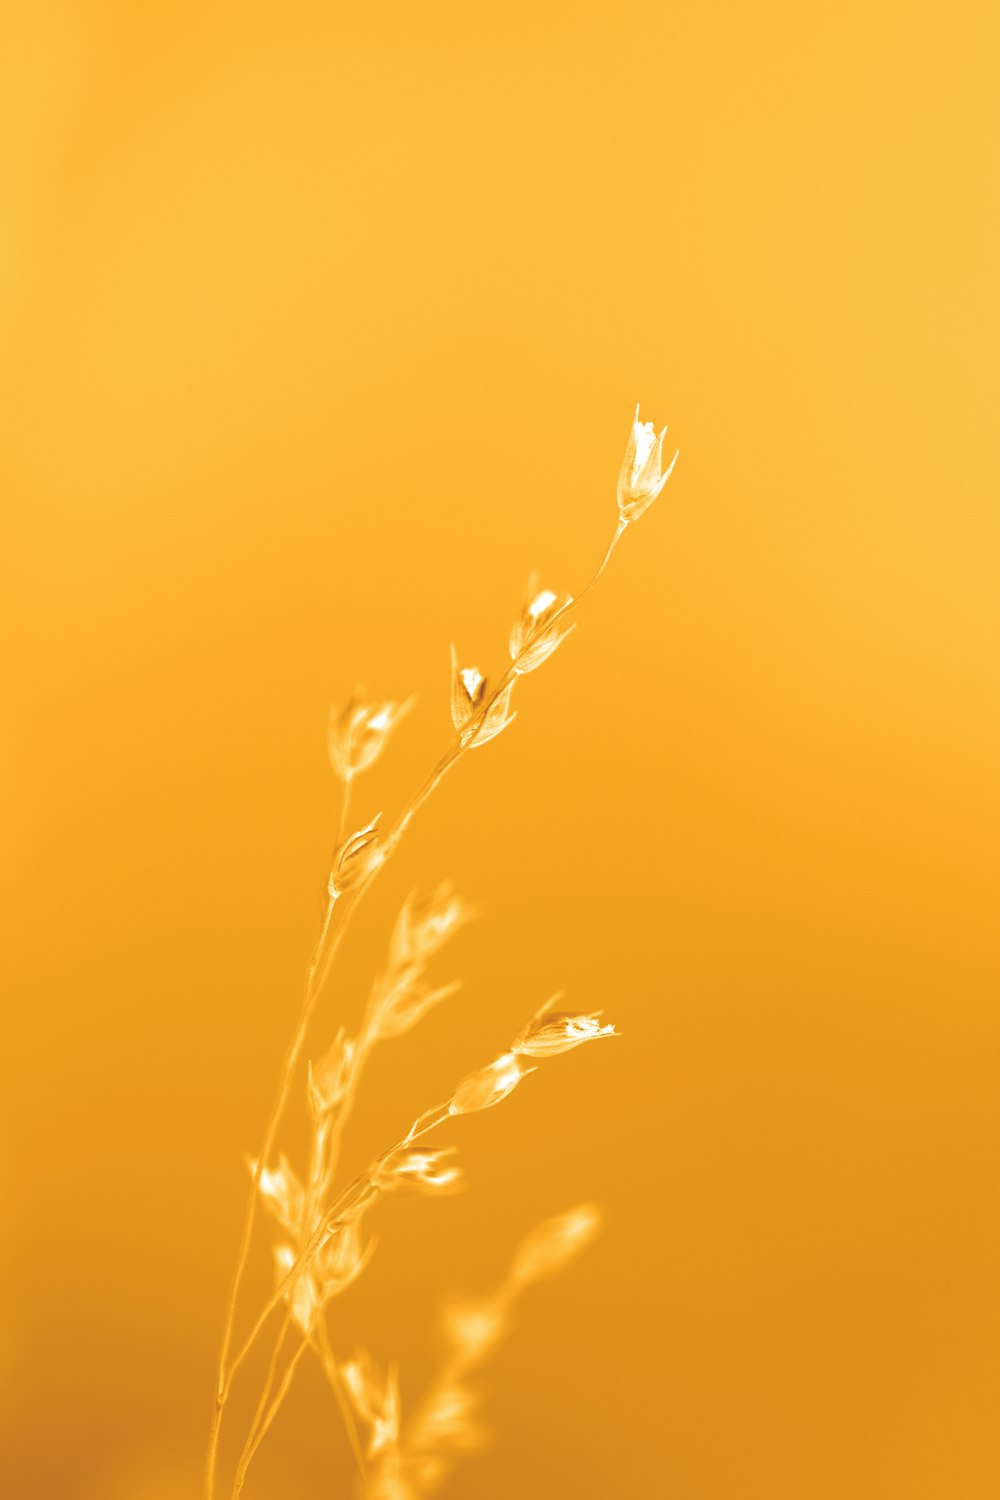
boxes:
[329,815,383,897]
[508,580,575,675]
[374,1147,463,1195]
[466,680,516,748]
[449,646,517,748]
[366,882,473,1043]
[314,1217,376,1298]
[513,1005,617,1057]
[449,647,487,733]
[307,1028,355,1119]
[449,1052,528,1115]
[617,403,679,524]
[372,977,462,1043]
[249,1154,307,1238]
[274,1244,320,1334]
[341,1349,401,1458]
[389,883,475,968]
[328,691,414,783]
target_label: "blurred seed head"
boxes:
[328,691,414,783]
[415,1382,482,1450]
[315,1217,376,1296]
[373,1147,463,1195]
[373,977,462,1042]
[444,1296,506,1360]
[390,882,475,968]
[509,1202,603,1288]
[307,1028,356,1119]
[249,1153,306,1238]
[274,1243,320,1334]
[341,1349,401,1457]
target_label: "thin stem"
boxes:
[207,885,358,1497]
[212,778,354,1451]
[231,1310,293,1498]
[231,1285,376,1498]
[233,1318,308,1497]
[232,1283,364,1497]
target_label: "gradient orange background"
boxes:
[3,3,998,1497]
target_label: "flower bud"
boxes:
[617,404,678,524]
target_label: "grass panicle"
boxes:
[205,405,677,1498]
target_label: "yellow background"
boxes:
[2,2,998,1496]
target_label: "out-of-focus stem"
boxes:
[316,1319,368,1485]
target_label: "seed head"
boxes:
[509,580,575,674]
[373,1147,463,1195]
[513,1007,617,1058]
[449,646,517,748]
[329,816,383,898]
[617,404,678,524]
[466,679,516,748]
[449,1051,529,1115]
[449,646,488,734]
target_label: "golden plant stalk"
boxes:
[205,405,679,1499]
